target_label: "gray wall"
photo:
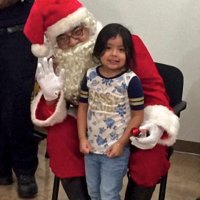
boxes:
[80,0,200,142]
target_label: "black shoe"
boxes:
[17,175,38,198]
[0,176,13,185]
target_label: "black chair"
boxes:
[155,62,187,200]
[155,63,186,114]
[33,129,47,143]
[51,176,60,200]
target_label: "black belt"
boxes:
[0,24,24,35]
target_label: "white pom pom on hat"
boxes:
[31,44,50,58]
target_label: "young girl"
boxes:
[77,23,144,200]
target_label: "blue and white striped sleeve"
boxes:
[79,74,89,103]
[128,76,144,110]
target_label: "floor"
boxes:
[0,140,199,200]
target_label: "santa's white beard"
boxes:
[53,39,99,105]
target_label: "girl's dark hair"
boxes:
[93,23,134,68]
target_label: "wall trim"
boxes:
[174,140,200,155]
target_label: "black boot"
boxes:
[124,177,155,200]
[17,175,38,198]
[61,177,91,200]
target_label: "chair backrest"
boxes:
[155,62,184,108]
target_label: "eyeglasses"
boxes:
[56,25,85,45]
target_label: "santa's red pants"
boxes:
[129,145,170,187]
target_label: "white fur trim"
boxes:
[31,44,50,58]
[31,91,67,127]
[46,7,92,43]
[144,105,180,146]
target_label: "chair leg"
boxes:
[158,173,168,200]
[51,176,60,200]
[158,146,173,200]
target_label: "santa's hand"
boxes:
[36,57,65,101]
[130,123,164,149]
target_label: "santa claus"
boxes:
[24,0,179,199]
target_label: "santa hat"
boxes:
[24,0,99,57]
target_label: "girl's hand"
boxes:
[106,142,124,158]
[79,138,93,154]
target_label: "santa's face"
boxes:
[53,34,99,105]
[56,24,90,50]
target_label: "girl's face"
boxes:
[100,35,126,74]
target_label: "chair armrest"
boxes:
[173,101,187,116]
[167,146,174,159]
[33,129,47,142]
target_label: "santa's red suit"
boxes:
[30,35,179,186]
[130,35,179,187]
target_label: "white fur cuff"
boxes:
[31,91,67,127]
[144,105,180,146]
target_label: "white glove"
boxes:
[130,123,164,149]
[36,57,65,101]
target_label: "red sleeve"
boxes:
[131,35,171,109]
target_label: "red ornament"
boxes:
[131,128,140,136]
